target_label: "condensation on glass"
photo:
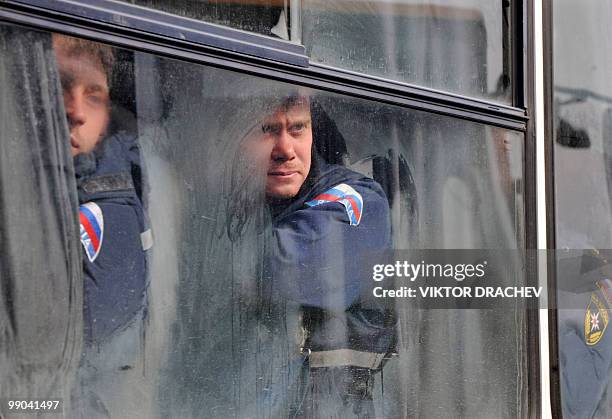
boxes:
[553,2,612,418]
[0,23,526,418]
[0,25,82,407]
[121,0,300,41]
[302,0,513,103]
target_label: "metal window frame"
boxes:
[541,0,561,418]
[0,0,541,417]
[522,0,542,416]
[2,0,528,131]
[12,0,309,66]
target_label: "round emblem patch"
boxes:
[584,292,609,346]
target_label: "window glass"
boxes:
[0,24,526,418]
[302,0,513,103]
[120,0,298,41]
[553,2,612,418]
[0,25,81,404]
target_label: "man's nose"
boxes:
[271,129,295,161]
[64,89,87,129]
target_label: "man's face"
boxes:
[53,37,110,156]
[260,100,313,200]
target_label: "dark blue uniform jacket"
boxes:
[559,282,612,418]
[74,132,148,346]
[558,252,612,419]
[265,161,395,364]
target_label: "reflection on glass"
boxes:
[553,1,612,418]
[121,0,297,41]
[0,25,81,409]
[303,0,512,103]
[0,24,525,418]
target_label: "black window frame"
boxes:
[541,1,566,418]
[541,0,557,417]
[4,0,529,129]
[0,0,541,417]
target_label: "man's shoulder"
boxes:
[77,131,144,204]
[303,164,388,226]
[312,164,387,202]
[94,131,141,176]
[77,132,147,261]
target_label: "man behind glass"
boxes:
[249,93,396,418]
[53,34,150,416]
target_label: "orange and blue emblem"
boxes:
[79,202,104,262]
[306,183,363,226]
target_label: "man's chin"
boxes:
[265,187,299,202]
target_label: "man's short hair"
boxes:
[52,34,115,81]
[274,92,310,115]
[278,93,309,111]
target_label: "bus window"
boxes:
[553,1,612,418]
[119,0,297,41]
[0,23,526,418]
[0,25,82,407]
[302,0,513,103]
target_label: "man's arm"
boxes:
[79,199,147,344]
[558,281,612,418]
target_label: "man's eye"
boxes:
[262,124,279,135]
[289,123,307,134]
[87,94,107,106]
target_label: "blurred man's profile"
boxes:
[53,33,150,418]
[53,35,112,156]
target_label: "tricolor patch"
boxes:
[306,183,363,226]
[79,202,104,262]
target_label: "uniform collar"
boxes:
[269,156,364,221]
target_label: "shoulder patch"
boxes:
[584,287,610,346]
[79,202,104,262]
[305,183,363,226]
